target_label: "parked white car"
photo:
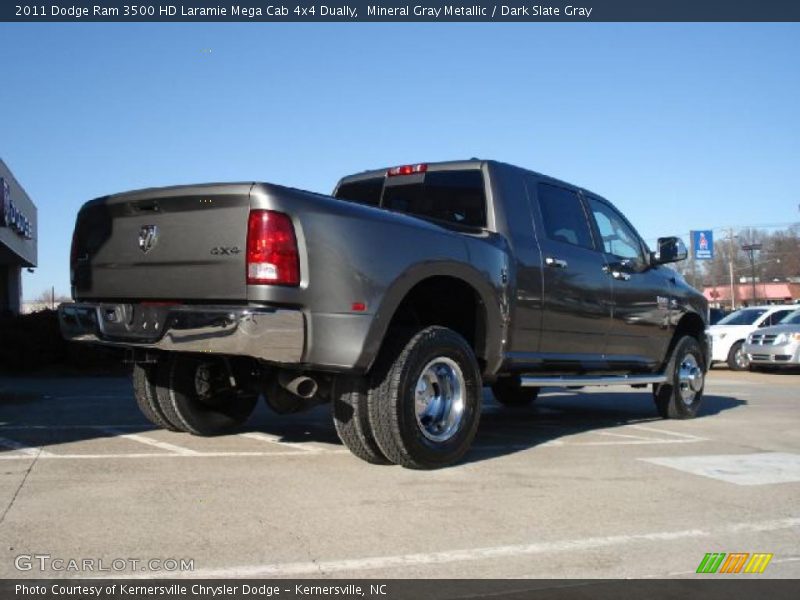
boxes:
[708,305,797,370]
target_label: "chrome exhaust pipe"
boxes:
[278,372,318,399]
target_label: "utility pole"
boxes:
[727,228,737,310]
[741,243,762,305]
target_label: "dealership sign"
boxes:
[691,230,713,260]
[0,177,33,239]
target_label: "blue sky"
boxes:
[1,23,798,299]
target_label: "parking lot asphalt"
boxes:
[0,368,798,579]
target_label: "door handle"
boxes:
[545,257,568,269]
[602,265,631,281]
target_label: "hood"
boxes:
[748,323,800,336]
[708,324,754,335]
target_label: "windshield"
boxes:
[779,309,800,325]
[717,308,768,326]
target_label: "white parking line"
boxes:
[597,431,656,441]
[570,439,704,447]
[0,436,53,457]
[642,452,800,486]
[239,431,323,453]
[166,516,800,578]
[0,421,707,461]
[98,427,200,456]
[0,450,350,460]
[628,424,708,441]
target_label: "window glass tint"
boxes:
[383,170,486,227]
[334,178,383,206]
[767,310,793,325]
[587,197,643,261]
[382,180,425,215]
[718,308,768,325]
[537,183,593,249]
[781,310,800,324]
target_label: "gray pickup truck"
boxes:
[60,160,709,468]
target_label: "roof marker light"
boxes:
[386,163,428,177]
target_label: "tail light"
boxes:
[246,210,300,286]
[386,163,427,177]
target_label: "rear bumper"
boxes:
[58,303,305,363]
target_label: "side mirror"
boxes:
[652,236,688,265]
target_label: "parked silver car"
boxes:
[744,308,800,369]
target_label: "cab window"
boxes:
[586,197,645,263]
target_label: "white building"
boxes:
[1,158,37,315]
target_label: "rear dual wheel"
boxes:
[332,375,390,465]
[133,355,257,435]
[333,326,482,469]
[132,363,180,431]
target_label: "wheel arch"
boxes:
[663,311,708,370]
[355,263,504,376]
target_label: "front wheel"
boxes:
[368,327,482,469]
[727,341,750,371]
[654,336,705,419]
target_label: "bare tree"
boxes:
[32,289,72,307]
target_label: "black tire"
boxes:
[727,341,749,371]
[368,326,482,469]
[132,363,181,431]
[491,376,540,407]
[155,354,258,436]
[332,375,391,465]
[654,336,705,419]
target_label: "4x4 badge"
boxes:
[138,225,159,253]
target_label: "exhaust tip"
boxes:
[278,373,318,399]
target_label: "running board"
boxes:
[519,374,667,387]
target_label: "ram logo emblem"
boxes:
[138,225,159,254]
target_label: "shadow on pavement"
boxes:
[0,375,745,467]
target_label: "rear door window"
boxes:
[537,183,594,249]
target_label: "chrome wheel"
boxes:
[677,354,703,406]
[734,346,750,370]
[414,357,466,442]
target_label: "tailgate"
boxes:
[71,183,253,301]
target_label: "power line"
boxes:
[643,221,800,244]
